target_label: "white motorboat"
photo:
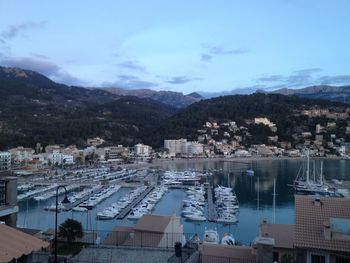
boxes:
[203,228,219,244]
[184,214,206,221]
[72,206,88,212]
[221,233,235,245]
[216,215,238,224]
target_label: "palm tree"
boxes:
[59,219,83,243]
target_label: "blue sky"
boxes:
[0,0,349,94]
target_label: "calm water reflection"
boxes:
[17,159,350,245]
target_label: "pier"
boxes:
[117,186,155,219]
[206,184,217,222]
[63,186,107,211]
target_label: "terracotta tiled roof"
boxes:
[201,244,256,263]
[260,223,294,249]
[294,195,350,252]
[134,214,171,233]
[0,224,49,263]
[103,226,134,245]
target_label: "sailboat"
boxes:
[290,150,335,196]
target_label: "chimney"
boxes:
[323,221,331,240]
[313,198,322,207]
[253,237,275,263]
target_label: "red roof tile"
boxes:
[294,195,350,252]
[0,224,49,263]
[134,214,171,233]
[260,223,294,249]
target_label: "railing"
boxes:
[201,255,256,263]
[54,231,254,263]
[168,250,200,263]
[64,230,199,249]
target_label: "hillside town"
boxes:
[2,105,350,172]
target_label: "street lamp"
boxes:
[54,185,70,263]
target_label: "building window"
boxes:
[336,257,350,263]
[273,252,279,262]
[0,180,6,206]
[311,254,326,263]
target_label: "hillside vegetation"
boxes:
[0,66,176,148]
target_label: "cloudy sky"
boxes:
[0,0,349,94]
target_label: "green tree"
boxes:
[59,218,83,243]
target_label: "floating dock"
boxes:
[63,186,107,211]
[206,184,217,222]
[116,186,155,219]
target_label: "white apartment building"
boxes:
[186,142,203,155]
[47,150,74,165]
[134,144,152,157]
[62,155,74,164]
[164,139,203,156]
[0,152,11,170]
[254,117,277,132]
[9,147,34,164]
[104,146,129,160]
[164,139,187,155]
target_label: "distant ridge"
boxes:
[186,92,203,99]
[99,87,200,108]
[271,85,350,103]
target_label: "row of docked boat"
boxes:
[18,183,59,201]
[182,185,206,221]
[34,184,80,201]
[163,171,203,186]
[69,185,103,211]
[45,185,121,212]
[97,186,147,220]
[127,185,168,220]
[17,183,34,192]
[77,184,121,210]
[214,186,239,224]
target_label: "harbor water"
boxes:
[17,158,350,245]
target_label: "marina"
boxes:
[16,158,350,245]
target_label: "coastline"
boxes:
[109,155,347,171]
[148,155,345,168]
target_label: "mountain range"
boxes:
[199,85,350,104]
[0,65,349,149]
[94,88,201,108]
[271,85,350,103]
[0,66,176,148]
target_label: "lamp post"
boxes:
[54,185,70,263]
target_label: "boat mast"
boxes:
[306,149,310,185]
[257,176,260,212]
[320,160,324,185]
[313,160,316,183]
[273,177,276,224]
